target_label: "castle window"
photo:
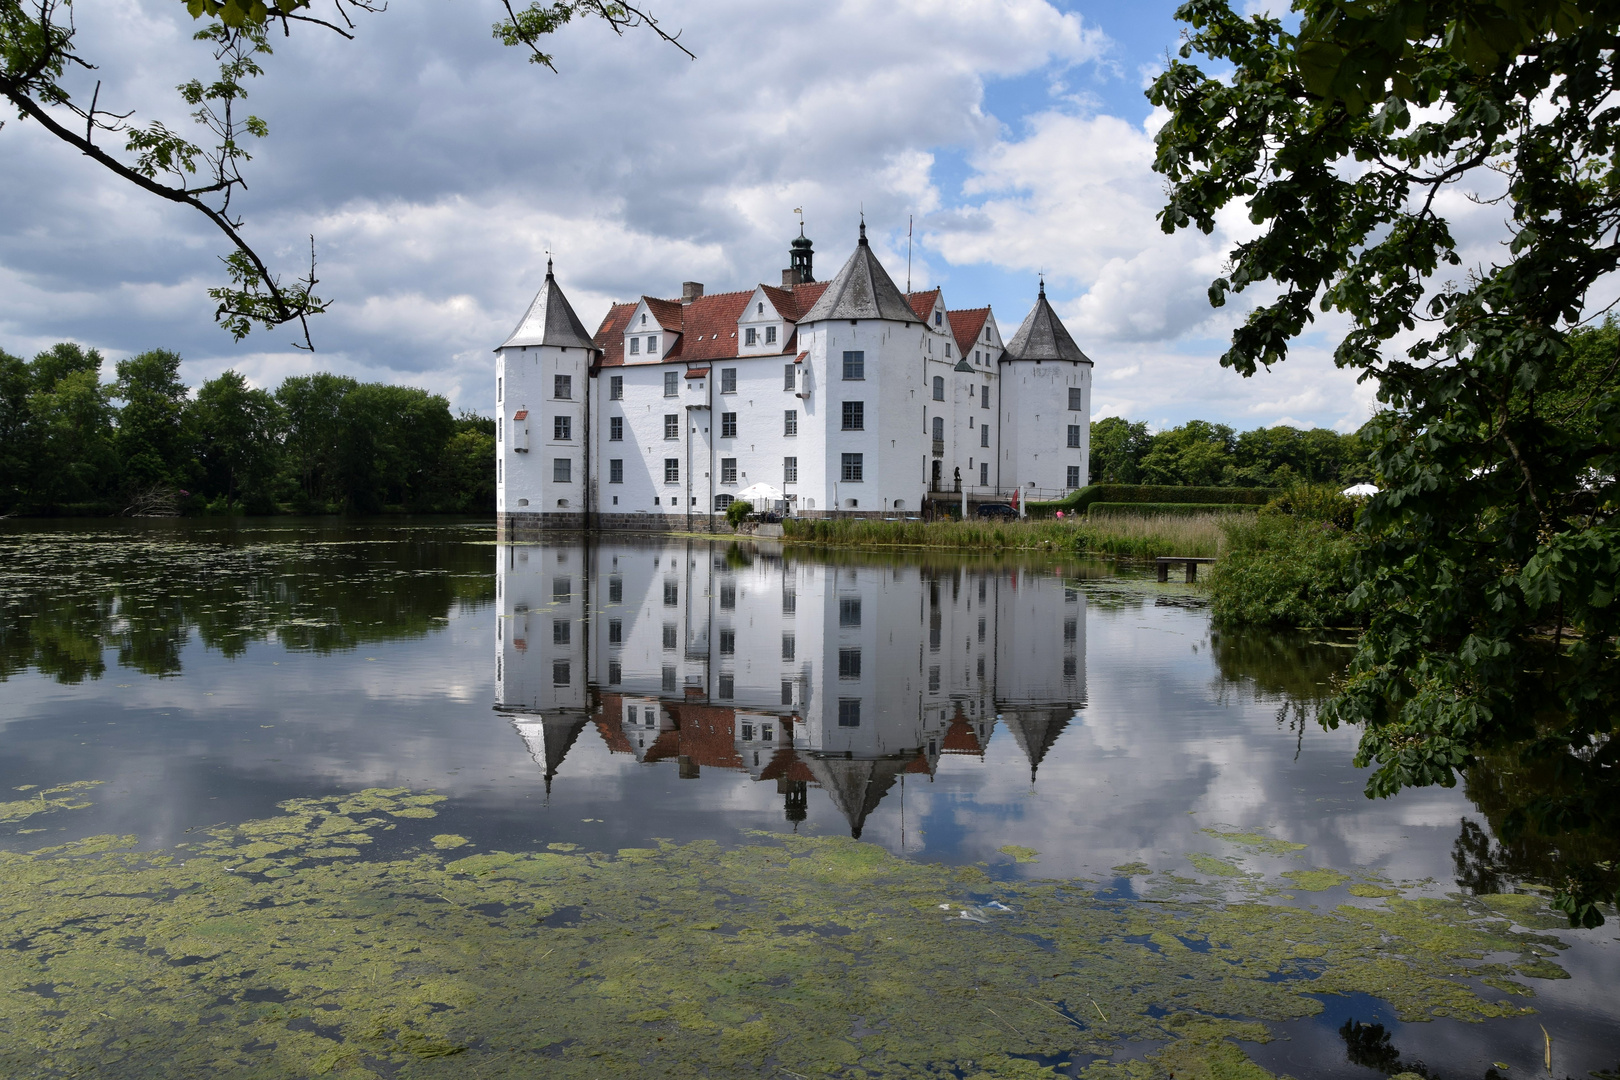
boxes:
[928,666,941,692]
[784,410,797,436]
[1067,465,1081,488]
[782,585,796,613]
[981,385,989,409]
[609,458,623,483]
[783,456,797,484]
[664,580,678,606]
[934,310,942,327]
[721,412,737,438]
[757,302,764,315]
[945,343,952,358]
[664,458,679,483]
[497,377,502,401]
[720,676,734,700]
[932,376,944,401]
[981,425,989,447]
[720,629,735,655]
[839,596,861,627]
[1067,424,1081,448]
[647,335,659,354]
[841,401,864,431]
[932,416,944,441]
[765,326,777,344]
[641,313,648,327]
[839,648,861,679]
[745,328,757,346]
[554,416,571,441]
[1064,618,1078,644]
[784,364,796,391]
[1069,387,1083,410]
[629,337,640,356]
[554,374,571,399]
[663,623,678,651]
[662,666,676,692]
[609,576,622,603]
[721,457,737,483]
[610,375,623,400]
[608,618,622,645]
[781,681,794,705]
[553,619,570,645]
[664,414,679,439]
[664,371,679,397]
[721,367,736,393]
[841,453,863,483]
[842,351,864,380]
[553,661,570,686]
[980,462,989,486]
[553,576,571,602]
[608,662,621,685]
[838,699,861,727]
[610,416,623,441]
[782,634,795,661]
[553,458,571,483]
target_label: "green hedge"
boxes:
[1087,502,1260,518]
[1030,484,1278,516]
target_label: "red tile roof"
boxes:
[947,307,991,358]
[941,713,984,756]
[594,283,832,369]
[684,367,709,379]
[907,288,941,324]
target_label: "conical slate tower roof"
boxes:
[1000,708,1072,784]
[511,713,591,795]
[1005,280,1091,364]
[799,221,917,324]
[803,753,912,839]
[498,260,600,351]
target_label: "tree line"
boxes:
[1089,417,1372,489]
[0,344,494,516]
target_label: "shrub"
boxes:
[1031,484,1277,516]
[725,499,753,528]
[1088,502,1258,518]
[1209,514,1360,627]
[1261,483,1357,530]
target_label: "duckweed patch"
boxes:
[1200,828,1308,856]
[0,781,103,826]
[1281,868,1351,891]
[999,845,1040,864]
[0,789,1571,1079]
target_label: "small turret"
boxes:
[790,224,815,284]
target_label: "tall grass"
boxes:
[781,512,1225,559]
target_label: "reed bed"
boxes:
[780,512,1225,559]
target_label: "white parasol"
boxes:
[1341,483,1379,497]
[734,482,784,505]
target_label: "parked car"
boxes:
[975,503,1018,520]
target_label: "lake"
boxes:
[1,518,1615,1078]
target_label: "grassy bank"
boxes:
[781,512,1225,559]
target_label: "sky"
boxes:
[2,0,1387,430]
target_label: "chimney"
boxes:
[781,268,801,288]
[681,281,704,304]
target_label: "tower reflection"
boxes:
[495,541,1087,837]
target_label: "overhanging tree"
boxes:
[1151,0,1620,924]
[0,0,688,348]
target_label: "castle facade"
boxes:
[495,223,1093,530]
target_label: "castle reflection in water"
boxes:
[496,541,1086,837]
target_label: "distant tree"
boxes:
[276,373,358,510]
[195,370,281,510]
[1089,417,1153,483]
[113,349,195,493]
[1140,420,1236,486]
[26,344,116,510]
[0,348,29,513]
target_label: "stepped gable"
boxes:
[1000,707,1072,783]
[1005,281,1091,365]
[499,260,600,351]
[906,287,941,323]
[947,307,990,356]
[799,224,918,324]
[802,753,912,839]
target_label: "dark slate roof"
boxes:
[802,753,912,839]
[799,223,918,324]
[1000,707,1072,783]
[498,261,600,351]
[1005,282,1092,365]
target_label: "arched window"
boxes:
[932,376,944,400]
[931,416,944,440]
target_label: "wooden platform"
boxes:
[1156,556,1216,583]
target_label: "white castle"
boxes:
[495,221,1093,531]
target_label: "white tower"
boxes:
[1000,280,1093,498]
[495,260,601,533]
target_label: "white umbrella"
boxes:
[734,482,783,505]
[1341,483,1379,497]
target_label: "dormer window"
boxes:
[647,335,659,354]
[765,326,777,344]
[629,337,641,356]
[745,327,757,346]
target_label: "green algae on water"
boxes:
[0,788,1572,1079]
[1282,868,1351,891]
[998,844,1040,864]
[0,781,103,826]
[1201,828,1307,856]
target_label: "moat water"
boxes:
[0,518,1615,1077]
